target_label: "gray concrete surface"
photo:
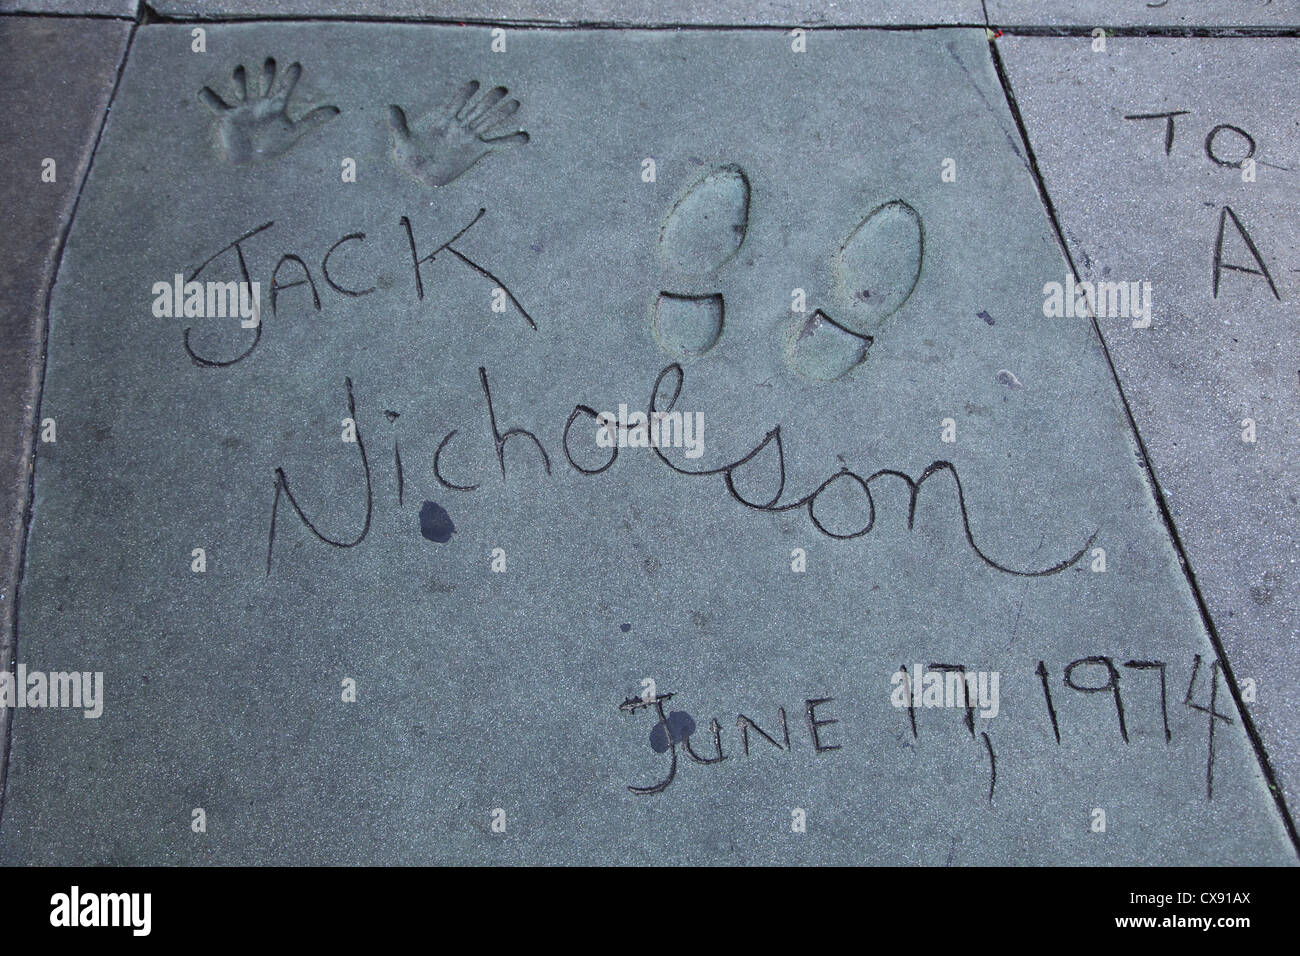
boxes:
[0,0,135,15]
[149,0,986,24]
[1000,30,1300,843]
[0,22,1291,864]
[988,0,1300,27]
[0,12,132,834]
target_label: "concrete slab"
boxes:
[0,13,132,829]
[0,22,1292,864]
[148,0,987,25]
[987,0,1300,28]
[999,33,1300,829]
[0,1,135,16]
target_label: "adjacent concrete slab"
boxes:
[0,0,135,15]
[0,13,131,826]
[1000,33,1300,828]
[0,22,1292,864]
[988,0,1300,27]
[149,0,986,25]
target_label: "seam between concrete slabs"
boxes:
[989,30,1300,855]
[0,15,140,833]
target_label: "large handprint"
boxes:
[199,58,340,165]
[387,80,530,188]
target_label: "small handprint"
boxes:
[199,58,340,165]
[388,80,530,188]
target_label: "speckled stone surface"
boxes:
[0,0,135,15]
[987,0,1300,27]
[149,0,986,24]
[0,13,131,832]
[1000,32,1300,844]
[0,22,1293,864]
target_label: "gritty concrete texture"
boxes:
[1000,32,1300,840]
[0,13,131,831]
[0,0,135,15]
[149,0,986,25]
[987,0,1300,28]
[0,22,1293,864]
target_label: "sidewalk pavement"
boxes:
[0,4,1296,864]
